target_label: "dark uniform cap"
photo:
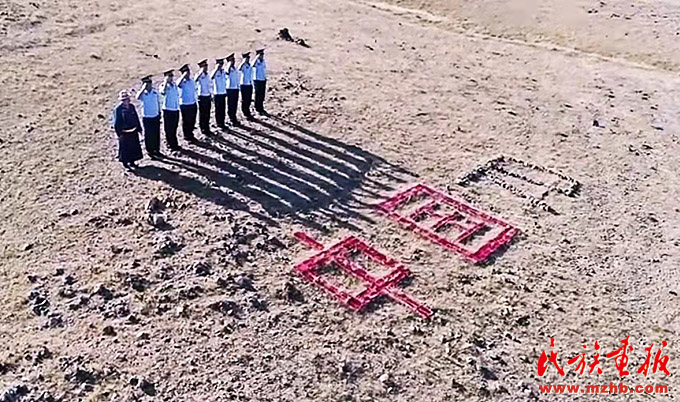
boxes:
[198,58,208,67]
[226,53,235,60]
[242,51,250,58]
[255,48,265,54]
[141,75,152,83]
[179,63,190,72]
[215,58,224,64]
[163,69,174,76]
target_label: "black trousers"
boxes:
[254,80,266,113]
[214,94,226,127]
[142,115,161,155]
[180,103,197,141]
[163,109,180,150]
[227,89,239,123]
[240,85,253,118]
[198,96,212,134]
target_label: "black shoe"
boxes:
[129,162,138,169]
[186,137,198,144]
[154,151,164,158]
[122,162,131,170]
[230,120,241,127]
[246,115,255,121]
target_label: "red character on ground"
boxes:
[606,336,634,377]
[538,338,565,377]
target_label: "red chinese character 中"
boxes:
[538,338,565,377]
[606,336,634,377]
[638,340,671,376]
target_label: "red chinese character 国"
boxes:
[606,336,634,377]
[538,338,565,377]
[638,340,671,376]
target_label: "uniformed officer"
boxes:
[195,59,213,136]
[177,63,198,143]
[253,48,267,115]
[225,53,240,126]
[211,58,227,129]
[113,90,143,169]
[239,52,254,120]
[136,75,162,158]
[159,69,181,151]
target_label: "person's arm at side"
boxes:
[133,107,142,132]
[112,107,122,137]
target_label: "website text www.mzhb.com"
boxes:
[539,382,668,395]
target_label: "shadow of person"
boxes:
[132,116,416,231]
[263,115,416,182]
[131,164,278,227]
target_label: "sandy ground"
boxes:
[1,0,680,400]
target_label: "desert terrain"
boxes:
[1,0,679,401]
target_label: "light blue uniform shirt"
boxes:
[139,89,161,118]
[178,77,197,105]
[240,63,253,86]
[227,66,240,90]
[213,69,227,95]
[254,59,267,81]
[196,72,212,97]
[161,82,179,111]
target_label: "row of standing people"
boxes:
[113,48,267,169]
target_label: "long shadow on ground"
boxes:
[134,115,415,231]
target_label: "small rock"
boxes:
[278,27,294,41]
[28,290,50,316]
[283,282,304,303]
[44,313,64,328]
[102,325,116,336]
[249,296,267,311]
[68,367,96,385]
[147,197,164,213]
[1,384,29,402]
[32,346,52,364]
[136,331,150,341]
[208,300,239,316]
[192,261,212,277]
[235,275,255,291]
[93,284,114,300]
[54,268,65,276]
[148,214,166,228]
[481,366,498,380]
[139,379,156,396]
[125,274,148,292]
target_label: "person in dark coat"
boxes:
[113,90,143,169]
